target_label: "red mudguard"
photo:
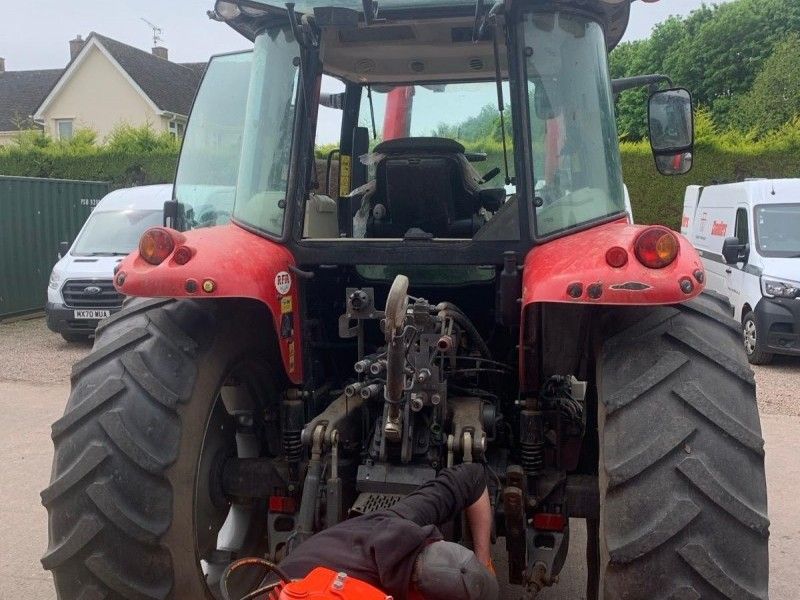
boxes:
[114,224,303,384]
[518,220,705,389]
[521,221,705,307]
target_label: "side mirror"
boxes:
[722,237,749,264]
[58,241,70,259]
[648,88,694,175]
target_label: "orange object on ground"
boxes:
[278,567,391,600]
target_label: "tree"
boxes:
[608,0,800,137]
[609,40,650,140]
[731,35,800,134]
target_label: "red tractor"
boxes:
[43,0,769,598]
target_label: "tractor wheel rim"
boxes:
[196,361,268,598]
[744,320,757,354]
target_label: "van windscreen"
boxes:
[72,210,163,256]
[754,204,800,258]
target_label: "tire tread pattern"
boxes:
[42,299,213,599]
[599,296,769,600]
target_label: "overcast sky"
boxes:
[2,0,731,71]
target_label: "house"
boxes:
[0,59,62,145]
[0,33,206,145]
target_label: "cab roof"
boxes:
[216,0,633,51]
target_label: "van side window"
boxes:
[734,208,749,244]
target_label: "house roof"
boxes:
[90,33,205,115]
[0,69,63,131]
[34,33,207,121]
[180,62,209,79]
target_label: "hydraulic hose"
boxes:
[436,304,493,360]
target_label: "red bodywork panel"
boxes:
[521,221,704,307]
[114,224,303,384]
[518,220,705,388]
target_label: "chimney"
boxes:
[0,58,5,73]
[152,46,168,60]
[69,35,86,61]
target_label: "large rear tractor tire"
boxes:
[597,295,769,600]
[42,298,282,599]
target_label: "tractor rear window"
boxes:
[303,82,520,242]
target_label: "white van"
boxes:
[682,179,800,364]
[46,184,171,342]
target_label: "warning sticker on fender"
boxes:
[275,271,291,295]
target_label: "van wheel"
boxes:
[743,312,773,365]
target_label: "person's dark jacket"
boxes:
[279,463,487,600]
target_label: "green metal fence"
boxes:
[0,176,110,318]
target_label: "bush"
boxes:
[0,124,179,188]
[3,122,798,229]
[622,118,800,229]
[105,123,180,153]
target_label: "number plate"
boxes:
[73,309,111,319]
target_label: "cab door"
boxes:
[725,206,749,313]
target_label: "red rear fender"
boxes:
[522,221,705,307]
[114,223,302,384]
[518,221,705,390]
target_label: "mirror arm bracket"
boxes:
[612,74,674,96]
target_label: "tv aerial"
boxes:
[141,18,164,47]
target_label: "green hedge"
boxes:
[621,143,800,229]
[3,116,799,228]
[0,150,178,189]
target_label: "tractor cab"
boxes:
[173,0,691,265]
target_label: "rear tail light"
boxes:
[173,245,194,265]
[605,246,629,268]
[139,227,176,265]
[532,512,567,532]
[269,496,297,514]
[634,227,679,269]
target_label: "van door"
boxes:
[725,206,749,314]
[692,195,732,297]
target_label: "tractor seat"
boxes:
[365,137,482,238]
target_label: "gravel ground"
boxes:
[0,317,91,384]
[753,355,800,417]
[1,315,798,415]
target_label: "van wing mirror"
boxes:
[58,241,70,259]
[722,237,748,264]
[648,88,694,175]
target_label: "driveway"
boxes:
[1,317,798,599]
